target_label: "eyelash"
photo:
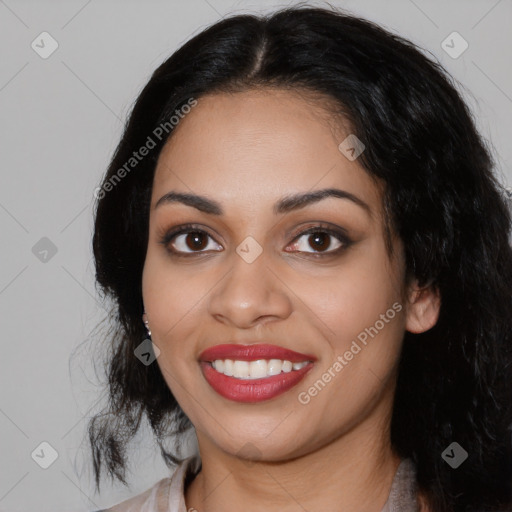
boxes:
[158,222,353,258]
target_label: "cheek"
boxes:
[142,250,205,331]
[307,241,403,346]
[142,251,217,380]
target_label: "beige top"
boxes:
[98,456,419,512]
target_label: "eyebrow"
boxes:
[154,187,372,217]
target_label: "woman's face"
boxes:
[142,88,436,462]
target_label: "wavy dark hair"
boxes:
[89,5,512,511]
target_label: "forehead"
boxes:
[151,88,383,215]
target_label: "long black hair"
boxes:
[89,6,512,511]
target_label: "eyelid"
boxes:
[288,222,350,241]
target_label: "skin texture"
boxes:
[141,88,440,512]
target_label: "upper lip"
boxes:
[199,343,317,363]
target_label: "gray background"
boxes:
[0,0,511,510]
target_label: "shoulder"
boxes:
[96,476,171,512]
[97,456,200,512]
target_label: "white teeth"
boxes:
[233,360,250,378]
[223,359,234,376]
[213,360,224,372]
[210,358,311,379]
[249,360,268,379]
[267,359,282,376]
[282,361,292,373]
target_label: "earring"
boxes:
[142,312,151,338]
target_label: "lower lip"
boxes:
[200,362,314,403]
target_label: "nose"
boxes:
[207,247,293,329]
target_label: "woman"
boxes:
[89,6,512,512]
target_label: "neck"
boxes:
[185,393,402,512]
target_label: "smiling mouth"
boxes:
[198,344,316,403]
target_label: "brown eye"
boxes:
[307,232,331,252]
[286,224,351,255]
[184,232,208,251]
[160,224,223,255]
[170,231,221,253]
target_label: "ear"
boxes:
[405,280,441,334]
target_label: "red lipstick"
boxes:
[199,344,316,403]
